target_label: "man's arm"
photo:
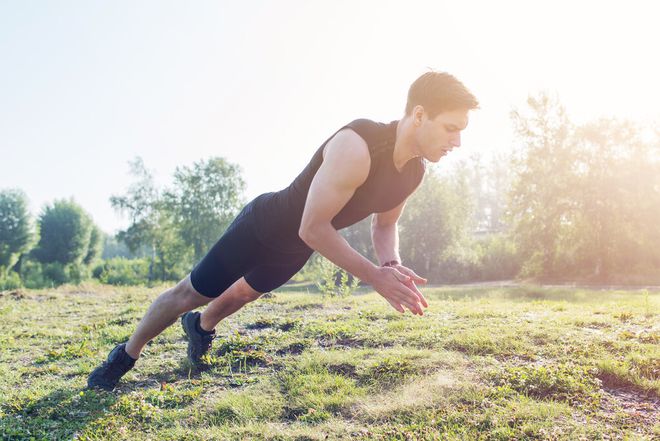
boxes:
[372,201,429,289]
[371,200,406,266]
[298,129,426,315]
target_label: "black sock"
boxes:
[195,314,214,335]
[119,344,137,362]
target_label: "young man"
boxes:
[88,71,478,390]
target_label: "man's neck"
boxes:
[393,116,421,172]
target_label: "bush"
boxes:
[20,259,49,288]
[314,256,359,298]
[478,234,522,281]
[0,270,22,290]
[93,257,150,286]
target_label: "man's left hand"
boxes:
[392,264,429,309]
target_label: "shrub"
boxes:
[0,270,22,290]
[92,257,150,286]
[17,259,95,288]
[315,256,359,298]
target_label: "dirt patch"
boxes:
[291,303,324,311]
[276,342,308,356]
[600,386,659,428]
[1,290,26,300]
[327,363,358,378]
[317,337,366,349]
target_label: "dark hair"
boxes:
[405,71,479,118]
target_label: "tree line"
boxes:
[1,93,659,290]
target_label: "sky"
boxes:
[1,0,658,234]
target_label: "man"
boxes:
[88,71,478,390]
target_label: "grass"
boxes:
[0,282,658,440]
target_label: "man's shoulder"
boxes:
[341,118,398,149]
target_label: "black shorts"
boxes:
[189,199,313,298]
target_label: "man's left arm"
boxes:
[371,200,429,304]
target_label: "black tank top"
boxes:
[250,119,426,253]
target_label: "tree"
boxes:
[399,167,472,281]
[340,217,376,262]
[32,199,93,265]
[508,93,577,279]
[0,189,34,275]
[570,119,660,281]
[162,157,246,262]
[110,158,160,253]
[83,224,104,266]
[508,93,660,282]
[111,157,164,281]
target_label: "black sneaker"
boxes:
[87,343,136,391]
[181,311,215,365]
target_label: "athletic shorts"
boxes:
[189,199,313,298]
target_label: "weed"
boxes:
[490,363,602,406]
[144,383,202,409]
[39,339,95,362]
[362,357,416,385]
[615,311,634,322]
[112,394,161,422]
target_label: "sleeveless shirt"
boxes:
[250,119,426,254]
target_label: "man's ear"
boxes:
[413,105,425,126]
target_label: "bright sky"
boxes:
[1,0,658,234]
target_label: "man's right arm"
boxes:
[298,129,425,315]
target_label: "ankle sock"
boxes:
[195,314,215,335]
[119,344,138,362]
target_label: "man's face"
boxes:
[414,107,469,162]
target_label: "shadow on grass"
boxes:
[0,386,118,440]
[426,285,650,303]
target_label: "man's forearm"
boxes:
[300,224,379,284]
[371,223,400,265]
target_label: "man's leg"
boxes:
[88,274,213,390]
[198,277,263,332]
[124,274,212,359]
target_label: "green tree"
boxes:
[162,157,246,262]
[0,189,34,280]
[111,157,164,281]
[32,199,93,265]
[83,224,104,266]
[340,217,376,262]
[508,93,577,279]
[570,119,660,281]
[111,157,200,282]
[399,168,472,281]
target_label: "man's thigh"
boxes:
[190,212,264,298]
[243,251,312,294]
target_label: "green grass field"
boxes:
[0,283,658,440]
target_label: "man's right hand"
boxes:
[369,266,427,315]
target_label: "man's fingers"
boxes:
[394,288,423,315]
[388,290,418,315]
[385,298,405,314]
[404,279,429,308]
[414,275,428,285]
[395,265,428,285]
[402,281,428,315]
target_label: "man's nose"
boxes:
[450,133,461,148]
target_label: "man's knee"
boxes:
[236,278,263,303]
[170,275,212,310]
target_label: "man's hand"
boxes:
[392,263,429,309]
[369,266,428,315]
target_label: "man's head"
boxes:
[405,71,479,162]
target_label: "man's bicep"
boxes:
[299,131,370,232]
